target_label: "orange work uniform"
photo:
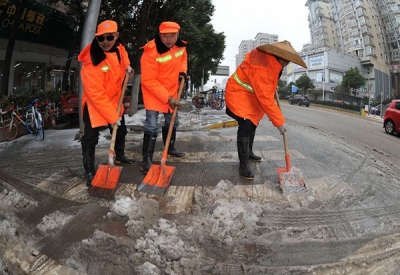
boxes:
[78,42,130,128]
[140,38,187,113]
[225,48,285,127]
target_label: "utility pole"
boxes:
[75,0,101,140]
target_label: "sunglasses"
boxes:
[96,35,115,42]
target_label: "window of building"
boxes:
[352,39,360,46]
[363,36,371,45]
[13,61,46,94]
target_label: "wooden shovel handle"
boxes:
[161,77,186,162]
[110,73,131,152]
[275,88,290,171]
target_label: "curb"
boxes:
[206,120,238,129]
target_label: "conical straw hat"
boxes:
[257,40,307,68]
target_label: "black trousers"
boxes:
[226,106,257,137]
[81,105,128,154]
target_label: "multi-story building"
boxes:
[300,0,395,102]
[235,33,279,67]
[235,33,286,82]
[236,40,254,68]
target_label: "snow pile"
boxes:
[81,179,266,274]
[37,210,74,234]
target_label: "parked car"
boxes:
[383,99,400,135]
[288,94,310,107]
[374,103,389,116]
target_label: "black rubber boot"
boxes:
[141,131,157,174]
[249,131,261,161]
[162,126,185,157]
[82,146,95,187]
[115,134,134,165]
[237,136,254,180]
[116,155,135,165]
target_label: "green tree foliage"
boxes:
[98,0,225,87]
[333,83,347,101]
[341,67,366,96]
[295,73,315,94]
[3,1,224,95]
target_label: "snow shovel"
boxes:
[275,89,306,189]
[88,73,130,199]
[138,77,185,196]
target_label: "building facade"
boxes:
[0,0,78,96]
[304,0,397,101]
[235,33,286,82]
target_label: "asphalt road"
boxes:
[2,101,400,274]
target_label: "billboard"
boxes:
[0,0,75,50]
[214,65,230,76]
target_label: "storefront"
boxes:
[0,0,77,96]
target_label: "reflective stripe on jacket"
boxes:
[140,39,188,113]
[78,42,130,128]
[225,49,285,127]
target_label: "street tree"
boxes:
[153,0,225,88]
[341,67,366,96]
[295,73,315,94]
[2,0,224,96]
[284,81,295,97]
[96,0,225,88]
[333,83,347,102]
[277,79,286,97]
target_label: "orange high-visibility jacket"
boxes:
[225,49,285,127]
[140,38,187,113]
[78,42,130,128]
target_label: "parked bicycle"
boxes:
[2,99,44,141]
[42,101,62,129]
[192,86,225,110]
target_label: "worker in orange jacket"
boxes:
[78,20,134,187]
[225,41,307,180]
[140,21,188,174]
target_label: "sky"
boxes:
[210,0,310,76]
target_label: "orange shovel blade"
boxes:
[138,164,175,195]
[91,164,123,190]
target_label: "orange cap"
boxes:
[159,21,180,34]
[95,20,118,36]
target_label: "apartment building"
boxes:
[235,33,287,82]
[301,0,395,101]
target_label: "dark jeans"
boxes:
[226,106,257,138]
[143,109,179,134]
[81,105,128,154]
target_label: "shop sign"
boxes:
[0,0,75,50]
